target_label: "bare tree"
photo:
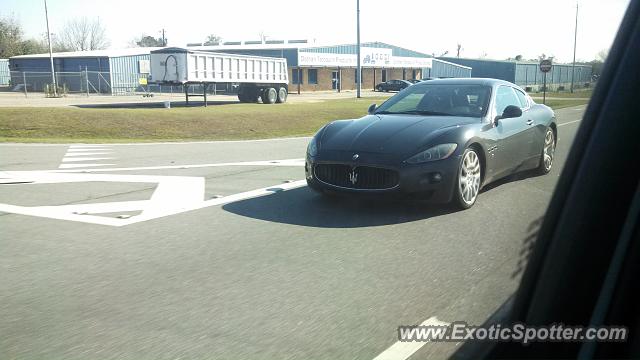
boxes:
[58,17,109,51]
[596,48,609,62]
[456,43,463,58]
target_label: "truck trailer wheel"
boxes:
[263,88,277,104]
[276,87,287,103]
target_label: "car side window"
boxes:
[514,88,529,109]
[495,86,521,115]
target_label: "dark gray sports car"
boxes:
[305,78,557,209]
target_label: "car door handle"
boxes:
[526,119,534,126]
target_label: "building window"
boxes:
[292,68,304,84]
[308,69,318,84]
[382,69,387,82]
[354,69,361,84]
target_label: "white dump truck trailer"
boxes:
[149,47,289,105]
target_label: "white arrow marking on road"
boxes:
[0,171,306,227]
[372,316,450,360]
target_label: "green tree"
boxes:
[0,16,24,57]
[203,34,222,46]
[132,35,165,47]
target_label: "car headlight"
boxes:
[405,143,458,164]
[307,137,318,157]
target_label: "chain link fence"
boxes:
[7,70,238,97]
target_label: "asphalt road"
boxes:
[0,105,586,360]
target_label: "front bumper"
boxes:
[305,152,461,203]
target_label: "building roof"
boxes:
[10,47,162,60]
[439,56,592,68]
[187,41,431,59]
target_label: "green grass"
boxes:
[528,88,593,98]
[0,96,587,143]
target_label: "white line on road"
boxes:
[63,152,113,157]
[52,158,306,173]
[558,119,582,127]
[58,163,116,169]
[61,157,114,162]
[59,145,116,169]
[372,316,450,360]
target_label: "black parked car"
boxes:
[305,78,557,209]
[375,79,412,92]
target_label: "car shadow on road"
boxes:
[222,187,456,228]
[73,100,238,109]
[480,169,546,193]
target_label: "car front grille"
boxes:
[314,164,399,190]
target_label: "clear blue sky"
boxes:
[2,0,630,62]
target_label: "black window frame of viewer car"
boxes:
[308,69,318,85]
[374,83,493,118]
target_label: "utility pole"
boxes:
[161,29,167,46]
[570,1,579,93]
[44,0,57,96]
[356,0,361,98]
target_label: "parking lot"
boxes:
[1,105,584,359]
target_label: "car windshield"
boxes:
[375,84,491,117]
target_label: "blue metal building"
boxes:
[438,57,592,89]
[8,48,159,94]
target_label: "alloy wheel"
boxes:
[543,129,555,172]
[459,150,481,205]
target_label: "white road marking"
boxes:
[63,152,113,157]
[58,163,116,169]
[558,119,582,127]
[0,170,307,226]
[52,158,305,173]
[59,145,116,169]
[61,157,114,162]
[372,316,450,360]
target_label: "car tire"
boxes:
[536,127,556,175]
[263,88,277,104]
[453,147,482,210]
[376,85,383,92]
[276,87,287,103]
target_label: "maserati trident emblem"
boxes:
[348,169,358,185]
[352,154,359,161]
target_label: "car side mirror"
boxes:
[494,105,522,125]
[501,105,522,119]
[368,103,377,115]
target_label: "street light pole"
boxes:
[44,0,57,96]
[570,1,579,93]
[356,0,361,98]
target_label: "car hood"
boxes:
[320,114,478,156]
